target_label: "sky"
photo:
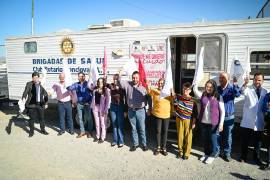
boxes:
[0,0,267,57]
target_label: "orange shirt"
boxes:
[148,87,172,119]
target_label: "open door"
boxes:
[171,36,197,94]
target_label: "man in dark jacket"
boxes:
[262,92,270,170]
[22,72,49,137]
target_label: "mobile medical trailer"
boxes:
[5,18,270,123]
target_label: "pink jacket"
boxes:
[91,87,111,114]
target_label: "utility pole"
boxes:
[31,0,34,35]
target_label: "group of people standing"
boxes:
[21,70,270,170]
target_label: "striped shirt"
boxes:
[174,94,197,120]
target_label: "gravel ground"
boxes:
[0,105,269,180]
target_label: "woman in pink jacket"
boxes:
[91,78,111,143]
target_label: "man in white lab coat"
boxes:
[239,72,268,166]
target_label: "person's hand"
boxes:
[218,125,223,132]
[233,76,238,85]
[124,112,128,119]
[147,109,151,116]
[170,88,175,96]
[192,122,196,129]
[243,77,249,87]
[72,102,77,108]
[145,79,150,87]
[268,102,270,108]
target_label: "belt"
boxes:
[225,114,235,121]
[128,107,144,111]
[58,100,71,104]
[78,102,89,106]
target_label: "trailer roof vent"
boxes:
[110,19,141,28]
[88,24,112,30]
[56,29,73,33]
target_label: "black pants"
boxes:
[154,115,169,149]
[267,128,270,164]
[27,106,45,133]
[240,127,263,161]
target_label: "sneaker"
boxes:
[29,132,34,137]
[224,156,232,162]
[130,145,139,152]
[176,154,181,159]
[76,133,86,138]
[111,142,117,147]
[261,164,270,171]
[118,144,124,148]
[86,133,92,138]
[254,158,263,166]
[205,157,215,164]
[93,138,99,142]
[98,139,104,144]
[41,130,49,135]
[182,156,189,160]
[57,131,65,136]
[199,155,208,161]
[142,146,148,151]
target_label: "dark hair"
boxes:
[253,72,264,79]
[96,77,106,95]
[32,71,40,77]
[132,71,139,76]
[203,79,220,99]
[78,71,85,76]
[183,82,192,89]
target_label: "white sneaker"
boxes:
[199,155,208,161]
[205,157,215,164]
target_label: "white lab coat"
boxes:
[240,85,268,131]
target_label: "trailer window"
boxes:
[24,42,37,53]
[250,51,270,76]
[197,34,227,72]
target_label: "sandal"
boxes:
[154,148,161,155]
[161,149,168,156]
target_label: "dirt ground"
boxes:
[0,104,270,180]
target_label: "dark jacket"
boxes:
[22,81,48,108]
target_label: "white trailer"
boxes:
[5,18,270,122]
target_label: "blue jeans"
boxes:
[77,103,93,133]
[110,104,125,145]
[58,101,73,132]
[128,108,146,146]
[200,123,220,157]
[220,119,234,157]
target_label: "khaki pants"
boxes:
[176,117,193,157]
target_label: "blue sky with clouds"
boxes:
[0,0,267,57]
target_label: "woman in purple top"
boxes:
[193,79,225,164]
[91,78,111,143]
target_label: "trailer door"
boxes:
[197,33,227,73]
